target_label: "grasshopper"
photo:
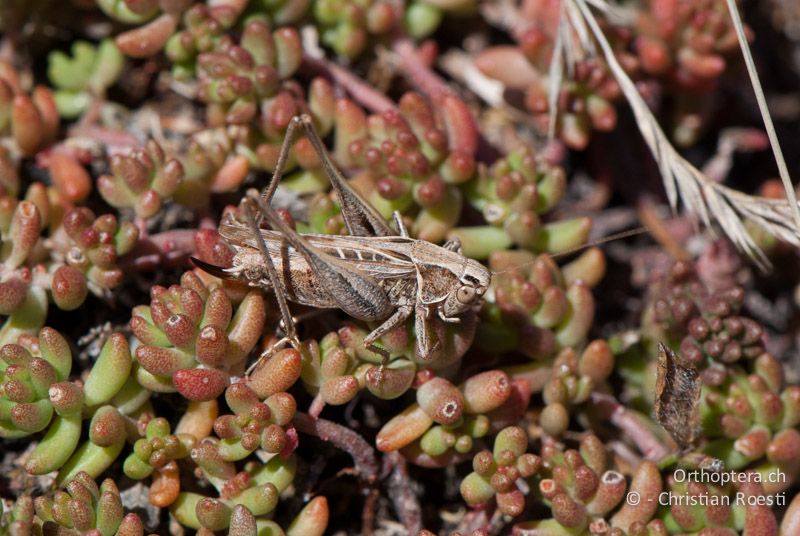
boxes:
[193,114,491,374]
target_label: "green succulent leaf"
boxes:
[47,39,123,117]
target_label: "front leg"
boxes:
[414,303,441,361]
[437,308,462,324]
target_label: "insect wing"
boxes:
[220,221,417,280]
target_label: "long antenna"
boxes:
[551,226,649,258]
[490,225,649,275]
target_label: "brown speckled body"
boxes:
[220,222,488,323]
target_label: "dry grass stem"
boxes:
[569,0,800,268]
[724,0,800,232]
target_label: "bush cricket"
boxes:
[192,114,491,376]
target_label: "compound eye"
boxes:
[456,286,476,304]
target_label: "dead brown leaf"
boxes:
[654,342,702,451]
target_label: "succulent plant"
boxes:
[298,332,365,405]
[418,531,489,536]
[645,261,763,370]
[165,1,249,78]
[514,341,615,437]
[49,207,139,299]
[212,382,296,460]
[376,370,530,465]
[460,426,541,516]
[174,76,338,211]
[47,39,124,118]
[170,441,297,531]
[477,251,597,359]
[459,149,575,256]
[0,329,131,479]
[250,77,337,186]
[98,140,184,220]
[0,495,35,535]
[0,147,20,197]
[313,0,397,58]
[634,0,744,145]
[474,0,634,150]
[0,183,139,336]
[130,270,266,400]
[47,151,93,204]
[514,434,630,533]
[196,17,303,126]
[528,56,626,150]
[0,61,59,156]
[172,129,251,210]
[0,198,50,341]
[123,416,195,479]
[219,497,329,536]
[0,329,82,463]
[635,0,740,83]
[97,0,192,25]
[700,353,800,486]
[32,472,146,536]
